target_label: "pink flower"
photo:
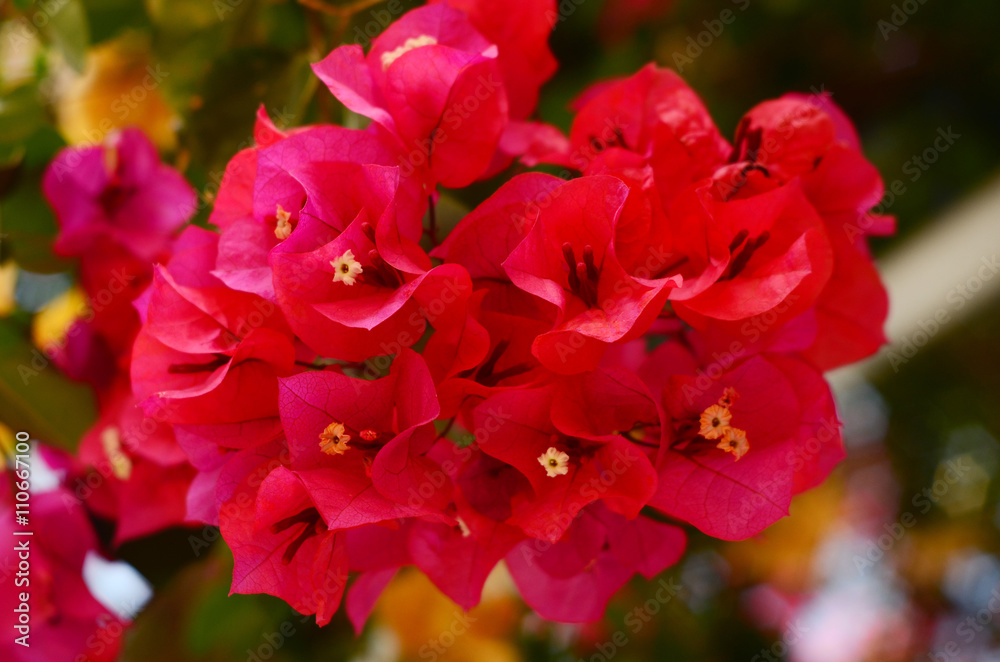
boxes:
[502,175,681,374]
[313,3,509,187]
[43,128,196,262]
[641,341,843,539]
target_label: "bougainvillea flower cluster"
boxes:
[40,0,892,629]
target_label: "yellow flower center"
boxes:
[331,249,364,286]
[537,446,570,477]
[319,421,351,456]
[695,388,750,461]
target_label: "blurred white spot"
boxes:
[834,381,889,449]
[82,551,153,621]
[350,625,401,662]
[31,444,64,493]
[942,549,1000,612]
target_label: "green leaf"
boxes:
[41,0,91,73]
[0,172,73,273]
[0,319,95,452]
[0,85,45,151]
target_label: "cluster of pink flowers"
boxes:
[38,0,892,631]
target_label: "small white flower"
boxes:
[537,446,570,478]
[331,249,364,286]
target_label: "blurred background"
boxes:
[1,0,999,659]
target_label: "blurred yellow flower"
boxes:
[0,423,14,463]
[31,285,87,351]
[55,33,179,151]
[723,477,845,592]
[369,565,523,662]
[0,262,16,317]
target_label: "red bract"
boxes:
[503,175,681,374]
[269,165,476,361]
[471,375,659,542]
[75,23,893,628]
[563,64,730,202]
[278,350,452,528]
[222,462,348,626]
[668,181,834,327]
[0,467,135,662]
[213,117,425,302]
[640,341,843,539]
[431,0,556,121]
[506,503,685,622]
[313,3,509,188]
[131,227,296,425]
[43,128,196,262]
[76,380,195,544]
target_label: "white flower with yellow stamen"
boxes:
[537,447,570,477]
[331,249,364,286]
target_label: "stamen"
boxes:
[562,242,580,293]
[582,245,598,282]
[271,507,321,534]
[274,204,293,240]
[168,353,230,374]
[360,221,377,244]
[728,229,750,254]
[281,517,326,565]
[723,231,770,280]
[100,427,132,481]
[576,262,597,307]
[613,126,628,149]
